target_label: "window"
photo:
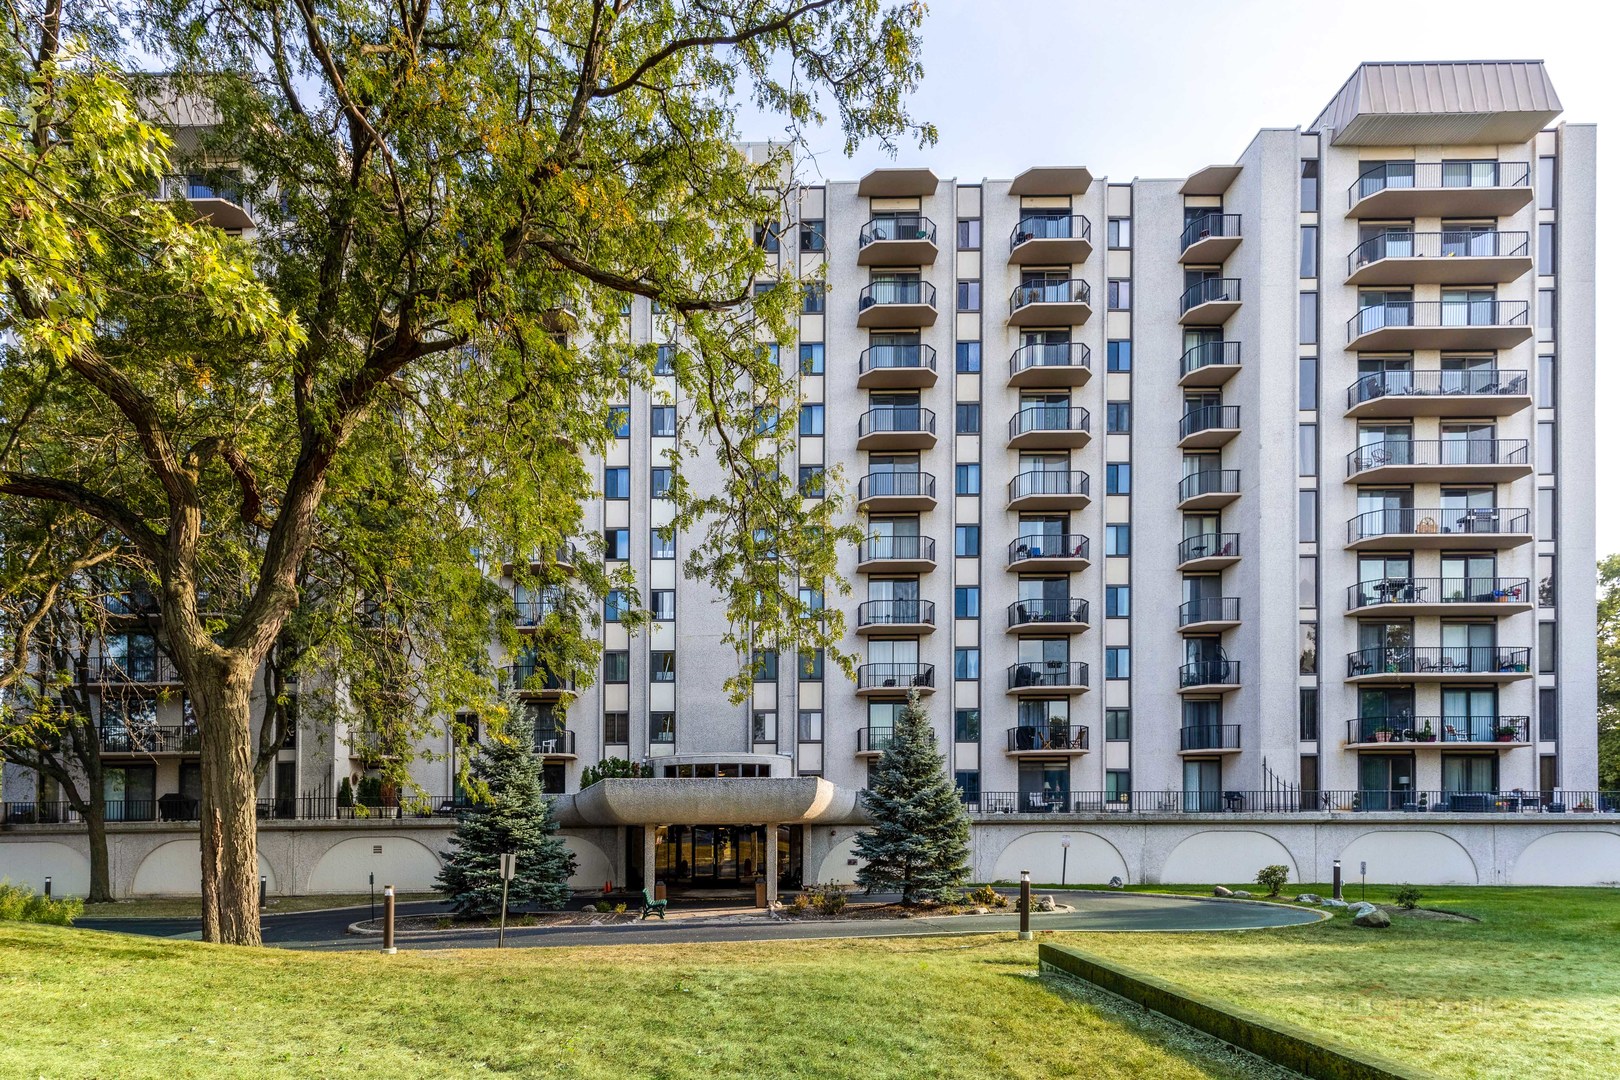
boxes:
[954,586,980,619]
[955,525,980,557]
[1107,218,1131,249]
[1539,621,1556,674]
[1106,709,1130,741]
[956,463,980,495]
[1298,555,1316,608]
[956,770,981,803]
[1299,158,1318,213]
[603,467,630,500]
[800,219,825,251]
[1299,292,1317,345]
[1107,279,1131,310]
[799,648,824,680]
[799,343,824,375]
[1538,222,1556,275]
[1105,647,1131,680]
[605,590,628,622]
[1299,688,1318,741]
[1539,553,1555,608]
[1538,288,1556,340]
[1538,421,1556,474]
[650,405,676,437]
[801,283,825,314]
[650,467,673,499]
[799,587,823,612]
[604,528,630,560]
[604,712,630,744]
[798,465,825,498]
[1106,402,1131,433]
[1106,585,1130,618]
[1538,354,1555,408]
[752,649,779,681]
[1299,424,1317,477]
[1298,357,1318,411]
[651,651,676,683]
[608,405,630,439]
[798,710,823,741]
[650,590,675,621]
[1107,340,1132,372]
[954,648,980,680]
[799,404,825,436]
[752,711,777,742]
[955,341,981,373]
[956,280,981,311]
[1299,622,1317,674]
[1106,463,1131,495]
[1538,688,1557,741]
[956,402,980,433]
[1298,490,1318,543]
[603,651,629,683]
[954,708,980,741]
[1538,488,1555,541]
[1299,226,1317,278]
[651,712,676,744]
[755,221,781,251]
[957,218,981,250]
[1106,770,1131,803]
[651,528,675,560]
[1105,524,1130,556]
[652,345,677,375]
[1538,155,1557,209]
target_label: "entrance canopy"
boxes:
[555,777,866,827]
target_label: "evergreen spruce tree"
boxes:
[435,703,576,915]
[852,691,971,903]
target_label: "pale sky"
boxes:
[740,0,1614,553]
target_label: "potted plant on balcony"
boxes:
[1373,725,1394,743]
[1494,724,1521,742]
[1574,798,1595,814]
[1416,720,1437,743]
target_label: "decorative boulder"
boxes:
[1108,876,1124,890]
[1348,901,1377,918]
[1321,898,1349,909]
[1035,894,1058,913]
[1231,890,1253,899]
[1296,893,1322,904]
[1353,908,1392,928]
[1213,885,1234,897]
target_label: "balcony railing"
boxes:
[500,664,572,694]
[1179,724,1241,752]
[1008,470,1089,501]
[1346,646,1531,678]
[1179,213,1241,252]
[1008,597,1090,629]
[1346,438,1530,476]
[1348,230,1530,275]
[99,726,201,754]
[1349,161,1532,207]
[1178,404,1240,441]
[514,592,567,626]
[1007,533,1089,566]
[859,343,936,376]
[1177,532,1239,565]
[1348,368,1529,409]
[1179,596,1240,627]
[856,663,936,691]
[534,729,576,756]
[1007,661,1088,691]
[857,406,936,438]
[857,599,936,628]
[1346,506,1532,544]
[859,215,937,247]
[1009,405,1090,440]
[1010,214,1091,250]
[857,471,935,502]
[1009,341,1091,378]
[857,727,897,754]
[1347,300,1530,342]
[1178,469,1240,503]
[1006,724,1090,752]
[1179,278,1240,314]
[1347,576,1531,610]
[858,280,936,308]
[1180,659,1239,688]
[1346,716,1531,745]
[1180,341,1241,379]
[1009,278,1090,315]
[85,655,182,685]
[856,535,936,564]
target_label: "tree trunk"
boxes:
[84,801,112,903]
[192,664,262,945]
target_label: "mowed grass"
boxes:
[1073,885,1620,1079]
[0,924,1287,1080]
[81,892,441,919]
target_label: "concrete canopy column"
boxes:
[644,824,658,897]
[765,823,779,908]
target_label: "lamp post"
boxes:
[1332,858,1342,901]
[1060,834,1071,887]
[381,884,397,955]
[1018,869,1032,941]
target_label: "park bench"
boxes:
[641,887,668,920]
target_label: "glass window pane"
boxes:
[1299,424,1317,477]
[1299,489,1318,542]
[1298,357,1317,411]
[1300,159,1319,213]
[1299,226,1318,278]
[1299,292,1318,345]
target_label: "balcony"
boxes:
[1007,533,1089,573]
[1008,215,1093,265]
[99,725,201,755]
[856,406,937,451]
[1005,724,1091,757]
[514,591,567,628]
[1345,646,1532,682]
[1008,279,1092,326]
[1346,576,1534,617]
[1347,162,1533,219]
[1006,661,1089,696]
[1344,716,1531,749]
[535,729,578,759]
[1178,659,1240,694]
[1178,596,1241,633]
[1178,278,1241,325]
[857,343,938,389]
[1346,506,1532,550]
[1346,368,1531,419]
[85,655,183,688]
[1007,597,1091,635]
[1177,533,1240,572]
[1178,724,1242,755]
[162,174,254,231]
[1008,341,1092,388]
[856,726,897,757]
[502,543,579,576]
[856,535,937,574]
[1007,469,1090,511]
[856,599,937,636]
[1179,213,1242,264]
[1179,341,1241,388]
[1345,300,1531,351]
[1177,469,1240,510]
[856,663,936,697]
[856,471,936,512]
[1345,231,1532,286]
[1344,438,1531,484]
[857,216,938,266]
[1177,404,1240,449]
[857,280,938,327]
[1008,405,1091,450]
[500,664,572,697]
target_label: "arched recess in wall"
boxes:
[1511,831,1620,885]
[816,834,866,887]
[990,831,1129,885]
[1160,831,1299,885]
[1336,830,1477,885]
[132,839,276,896]
[561,836,613,890]
[306,836,442,893]
[0,841,91,897]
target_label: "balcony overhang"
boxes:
[557,776,865,827]
[857,167,938,198]
[1346,388,1532,420]
[1008,298,1092,327]
[1005,552,1090,574]
[1345,461,1533,485]
[857,364,938,390]
[856,490,936,513]
[1179,234,1242,265]
[1346,323,1532,351]
[1009,235,1093,265]
[1179,164,1242,196]
[1008,166,1092,196]
[856,301,938,329]
[1347,185,1533,219]
[1007,617,1090,636]
[1347,530,1532,552]
[1345,253,1532,287]
[854,428,937,452]
[1007,426,1091,451]
[1312,61,1562,147]
[1348,597,1533,618]
[858,237,939,267]
[855,618,936,637]
[1178,296,1241,326]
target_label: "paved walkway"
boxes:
[75,890,1321,951]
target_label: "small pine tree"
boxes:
[852,690,971,903]
[435,701,576,915]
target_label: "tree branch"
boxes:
[0,474,164,562]
[591,0,835,99]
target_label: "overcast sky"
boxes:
[739,0,1614,552]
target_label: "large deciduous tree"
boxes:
[0,0,929,943]
[1597,554,1620,790]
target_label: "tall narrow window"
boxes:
[1298,490,1318,543]
[1299,424,1317,477]
[1107,218,1132,249]
[1299,292,1318,345]
[1299,226,1318,278]
[1538,155,1557,209]
[1298,357,1318,411]
[1300,159,1319,213]
[1107,340,1132,372]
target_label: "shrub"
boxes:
[787,892,809,915]
[969,884,1009,909]
[580,757,654,789]
[1393,884,1423,909]
[612,902,627,915]
[593,900,614,913]
[1255,864,1290,897]
[803,882,847,916]
[0,882,84,926]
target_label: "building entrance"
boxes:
[631,824,803,890]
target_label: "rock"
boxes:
[1213,885,1234,897]
[1354,909,1392,928]
[1321,898,1349,909]
[1296,893,1321,904]
[1349,901,1377,918]
[1035,894,1058,912]
[1230,890,1253,899]
[1108,876,1124,890]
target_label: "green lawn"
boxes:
[1071,885,1620,1080]
[0,924,1286,1080]
[82,892,441,919]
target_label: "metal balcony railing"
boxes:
[1348,230,1530,274]
[1348,161,1532,207]
[1178,469,1240,503]
[500,664,572,694]
[1347,576,1532,610]
[98,725,201,754]
[1348,367,1528,409]
[1345,646,1531,678]
[858,343,936,375]
[1347,300,1530,342]
[1009,405,1090,440]
[856,535,936,564]
[1179,404,1240,440]
[857,471,935,501]
[1008,597,1090,628]
[1007,533,1089,566]
[1007,724,1090,752]
[1180,213,1241,252]
[1179,278,1240,314]
[1179,724,1241,752]
[1346,506,1531,543]
[857,599,936,628]
[1346,716,1531,745]
[1009,278,1090,315]
[1006,661,1088,691]
[857,406,936,438]
[859,215,937,247]
[1180,341,1241,378]
[1009,341,1090,378]
[1346,438,1530,476]
[1179,596,1240,627]
[857,663,935,691]
[858,280,936,308]
[1179,659,1240,688]
[514,591,567,626]
[1010,214,1091,250]
[1177,532,1239,564]
[857,727,896,753]
[1008,470,1089,501]
[85,654,182,685]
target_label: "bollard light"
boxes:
[382,884,397,955]
[1332,858,1343,901]
[43,876,51,900]
[1018,869,1033,941]
[259,875,268,910]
